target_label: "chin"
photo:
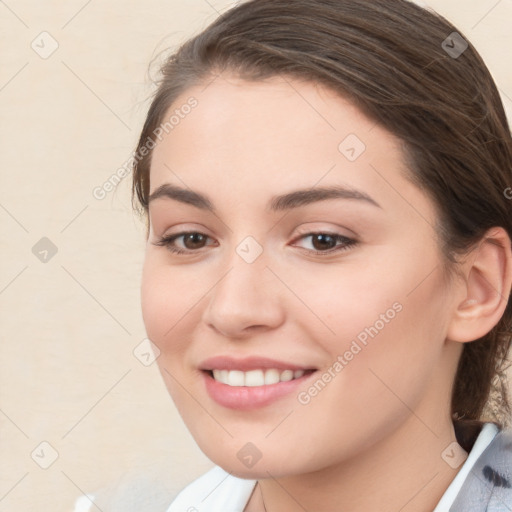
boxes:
[202,446,306,480]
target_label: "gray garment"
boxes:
[451,428,512,511]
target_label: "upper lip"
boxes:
[199,356,316,372]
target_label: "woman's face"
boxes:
[141,73,463,478]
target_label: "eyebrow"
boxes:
[147,183,382,212]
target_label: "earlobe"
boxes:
[447,227,512,343]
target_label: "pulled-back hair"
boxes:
[132,0,512,427]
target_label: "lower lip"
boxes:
[202,370,316,410]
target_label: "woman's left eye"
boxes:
[293,232,357,255]
[153,231,357,256]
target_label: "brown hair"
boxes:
[132,0,512,428]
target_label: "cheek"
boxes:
[286,265,449,463]
[140,255,204,414]
[306,247,450,402]
[288,255,409,351]
[140,253,199,356]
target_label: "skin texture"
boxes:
[140,73,512,512]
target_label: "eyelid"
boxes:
[293,223,356,237]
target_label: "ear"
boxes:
[447,227,512,343]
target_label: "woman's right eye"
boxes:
[153,232,215,255]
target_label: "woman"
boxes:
[77,0,512,510]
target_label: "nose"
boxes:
[201,253,286,339]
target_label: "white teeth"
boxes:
[228,370,245,386]
[264,369,280,385]
[245,370,264,387]
[280,369,294,382]
[213,370,228,383]
[211,368,308,386]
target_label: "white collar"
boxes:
[433,422,500,511]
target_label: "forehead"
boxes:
[147,72,435,226]
[153,73,384,153]
[151,74,399,174]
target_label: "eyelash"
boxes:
[153,231,358,256]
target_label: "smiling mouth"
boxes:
[205,368,317,387]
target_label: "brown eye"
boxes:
[181,233,208,250]
[310,234,338,251]
[293,232,357,256]
[153,232,215,254]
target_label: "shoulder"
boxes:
[71,494,97,512]
[166,465,257,512]
[477,428,512,510]
[451,426,512,511]
[69,467,177,512]
[481,427,512,471]
[69,467,255,512]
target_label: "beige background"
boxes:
[0,1,511,511]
